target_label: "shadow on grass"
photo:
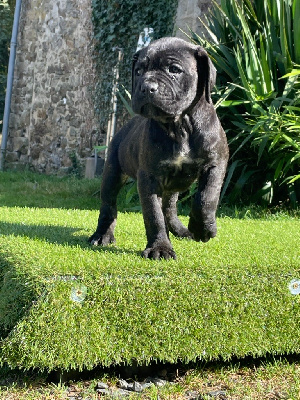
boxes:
[1,353,300,388]
[0,221,141,255]
[0,254,37,340]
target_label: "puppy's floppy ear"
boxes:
[195,47,216,103]
[132,50,141,94]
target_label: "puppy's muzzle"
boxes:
[140,80,158,96]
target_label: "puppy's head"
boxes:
[131,37,216,121]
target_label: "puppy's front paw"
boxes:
[142,243,176,260]
[176,228,194,239]
[88,231,116,246]
[188,216,217,243]
[171,225,194,239]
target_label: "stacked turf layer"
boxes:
[0,206,299,371]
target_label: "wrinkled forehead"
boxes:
[136,45,197,68]
[145,37,198,52]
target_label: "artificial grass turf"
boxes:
[0,204,299,371]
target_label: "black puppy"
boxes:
[89,37,229,259]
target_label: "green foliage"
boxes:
[68,151,84,177]
[0,172,299,371]
[92,0,178,131]
[190,0,300,207]
[0,0,14,122]
[117,85,134,117]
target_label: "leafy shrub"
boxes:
[190,0,300,206]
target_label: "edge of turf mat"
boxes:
[0,206,300,371]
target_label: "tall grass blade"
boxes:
[211,0,243,41]
[228,166,257,203]
[286,174,300,184]
[259,34,273,93]
[257,135,270,165]
[274,158,285,181]
[279,0,292,71]
[234,48,254,100]
[230,129,257,159]
[214,83,237,109]
[219,159,240,203]
[293,0,300,63]
[117,88,134,117]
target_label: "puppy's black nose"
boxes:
[141,81,158,95]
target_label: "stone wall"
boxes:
[6,0,102,174]
[174,0,213,39]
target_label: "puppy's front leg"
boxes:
[188,161,227,242]
[137,171,176,260]
[162,192,193,239]
[89,153,125,246]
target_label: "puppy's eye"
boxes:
[168,65,183,74]
[135,68,142,76]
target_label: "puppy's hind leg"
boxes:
[162,192,193,239]
[89,154,126,246]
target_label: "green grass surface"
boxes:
[0,171,300,371]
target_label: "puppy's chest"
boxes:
[158,140,203,190]
[161,137,201,168]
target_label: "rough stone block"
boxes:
[70,118,81,128]
[37,109,47,119]
[5,151,20,163]
[19,154,29,163]
[7,128,21,138]
[20,111,30,127]
[30,144,42,160]
[9,114,18,130]
[12,137,29,154]
[68,127,78,137]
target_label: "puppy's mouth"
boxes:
[136,102,173,122]
[141,103,161,116]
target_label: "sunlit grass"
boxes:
[0,171,299,372]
